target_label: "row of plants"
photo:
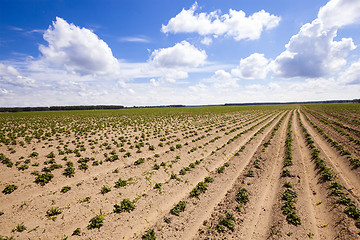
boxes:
[12,117,240,186]
[306,109,360,146]
[281,112,301,226]
[224,112,269,136]
[225,113,278,145]
[202,112,270,154]
[314,110,360,138]
[151,112,278,191]
[231,111,285,156]
[262,112,288,152]
[298,111,360,232]
[304,104,360,129]
[0,109,281,238]
[1,111,264,173]
[328,111,360,127]
[205,112,289,237]
[138,113,274,238]
[301,110,360,168]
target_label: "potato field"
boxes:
[0,104,359,239]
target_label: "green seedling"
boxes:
[35,173,54,185]
[113,199,135,213]
[2,185,18,194]
[114,178,128,188]
[88,212,105,229]
[72,228,81,236]
[154,183,162,193]
[204,177,214,183]
[164,216,171,224]
[142,229,156,240]
[170,201,186,216]
[46,207,62,217]
[216,213,235,232]
[236,188,249,204]
[190,182,208,197]
[12,222,27,232]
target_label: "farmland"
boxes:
[0,104,359,239]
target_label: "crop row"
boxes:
[138,111,284,238]
[106,112,279,238]
[280,112,301,226]
[305,109,360,146]
[301,110,360,168]
[0,112,270,191]
[298,111,360,231]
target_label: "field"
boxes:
[0,104,359,239]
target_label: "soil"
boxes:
[0,107,359,239]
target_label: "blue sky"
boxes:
[0,0,360,107]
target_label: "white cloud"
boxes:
[189,83,207,92]
[149,40,207,68]
[28,29,45,34]
[39,17,119,75]
[150,78,158,86]
[147,68,189,84]
[338,59,360,84]
[0,63,19,76]
[212,69,232,79]
[318,0,360,29]
[118,36,150,43]
[270,0,360,79]
[201,37,213,45]
[231,53,269,79]
[159,69,188,83]
[272,18,356,78]
[0,88,8,95]
[161,3,281,41]
[206,70,238,89]
[0,63,35,87]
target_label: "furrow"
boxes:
[136,112,286,240]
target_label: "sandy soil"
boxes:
[0,107,359,239]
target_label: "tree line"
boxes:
[0,105,124,113]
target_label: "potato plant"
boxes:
[170,201,187,216]
[113,199,135,213]
[88,212,105,229]
[2,185,18,195]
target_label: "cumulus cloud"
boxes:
[338,59,360,84]
[161,3,281,41]
[231,53,269,79]
[39,17,119,75]
[318,0,360,29]
[149,40,207,68]
[272,0,359,79]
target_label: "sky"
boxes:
[0,0,360,107]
